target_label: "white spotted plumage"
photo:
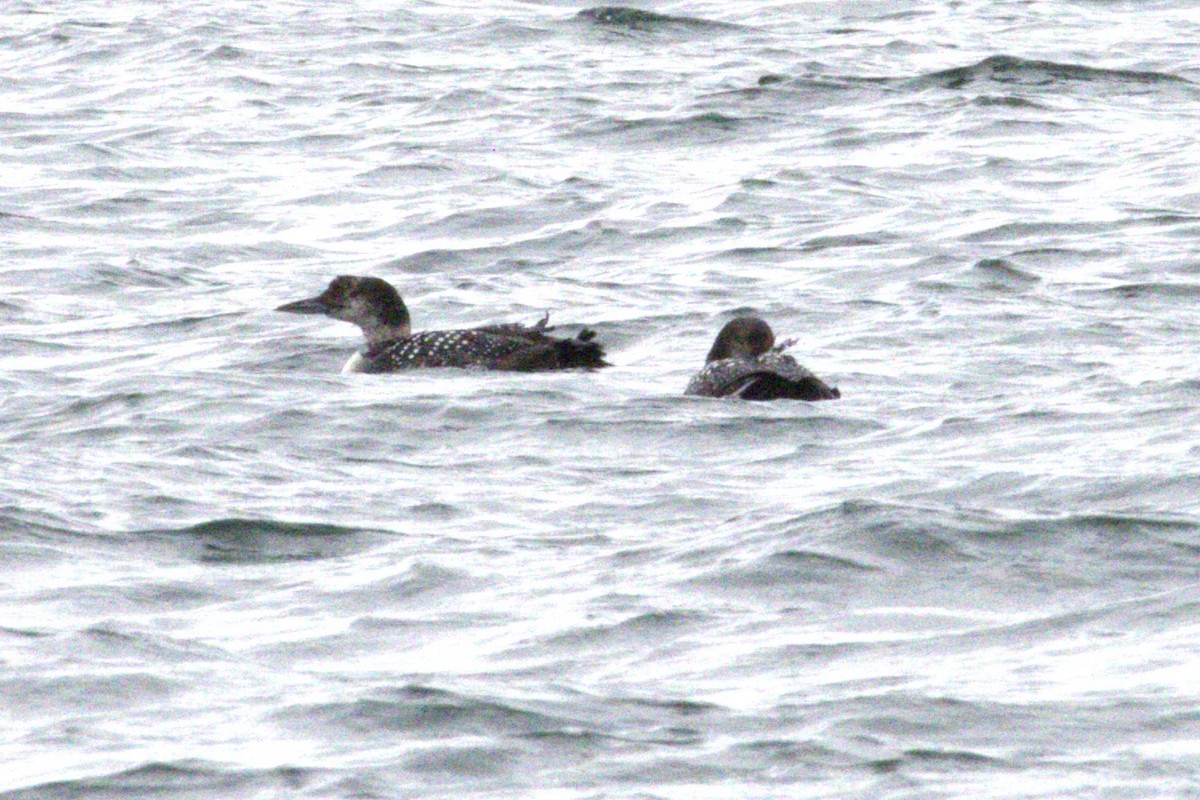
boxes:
[362,329,546,372]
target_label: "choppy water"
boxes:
[4,1,1200,797]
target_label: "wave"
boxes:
[575,7,742,32]
[1095,281,1200,300]
[906,54,1194,94]
[1,761,313,799]
[569,111,762,150]
[749,54,1195,104]
[137,517,391,564]
[678,499,1200,606]
[279,683,567,739]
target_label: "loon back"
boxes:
[685,317,840,401]
[277,275,609,373]
[354,325,607,373]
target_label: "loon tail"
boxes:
[492,327,609,371]
[554,328,609,370]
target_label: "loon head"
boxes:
[705,316,775,363]
[277,275,412,345]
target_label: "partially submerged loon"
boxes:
[277,275,608,374]
[685,317,840,401]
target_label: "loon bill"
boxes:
[685,316,839,401]
[277,275,609,374]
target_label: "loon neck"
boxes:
[363,321,412,348]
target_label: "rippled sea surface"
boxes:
[4,1,1200,797]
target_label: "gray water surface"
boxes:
[3,2,1200,797]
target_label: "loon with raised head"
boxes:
[277,275,609,374]
[685,316,840,401]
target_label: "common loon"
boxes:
[685,317,840,401]
[277,275,609,374]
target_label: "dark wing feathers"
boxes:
[686,353,839,401]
